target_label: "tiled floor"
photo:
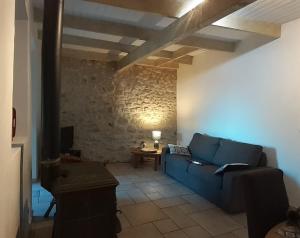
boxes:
[30,162,248,238]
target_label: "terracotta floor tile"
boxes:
[122,202,167,226]
[190,209,242,236]
[163,206,197,228]
[154,197,186,208]
[164,230,189,238]
[153,219,179,234]
[118,223,163,238]
[183,226,212,238]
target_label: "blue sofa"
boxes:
[162,133,274,213]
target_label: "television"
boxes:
[60,126,74,153]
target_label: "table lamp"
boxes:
[152,130,161,149]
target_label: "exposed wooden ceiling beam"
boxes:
[62,44,186,64]
[138,59,179,69]
[34,8,158,40]
[62,34,135,53]
[147,46,197,66]
[178,36,237,52]
[117,0,257,70]
[34,8,240,54]
[39,29,186,62]
[38,30,135,53]
[145,58,169,65]
[148,53,194,66]
[140,59,164,67]
[84,0,183,18]
[172,46,198,59]
[162,61,180,69]
[59,33,235,57]
[158,46,197,66]
[62,48,121,62]
[61,39,177,60]
[213,17,281,38]
[153,50,174,59]
[173,55,193,65]
[38,29,217,65]
[39,30,178,59]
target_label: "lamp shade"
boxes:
[152,131,161,140]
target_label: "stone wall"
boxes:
[60,57,177,162]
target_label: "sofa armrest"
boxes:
[221,167,276,213]
[162,146,170,155]
[223,167,277,188]
[161,146,170,172]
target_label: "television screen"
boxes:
[61,126,74,153]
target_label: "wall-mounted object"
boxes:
[12,107,16,140]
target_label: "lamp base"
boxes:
[154,141,159,150]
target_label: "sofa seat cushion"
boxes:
[165,154,190,182]
[188,164,222,189]
[189,133,220,163]
[213,139,263,167]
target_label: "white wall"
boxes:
[177,18,300,206]
[14,20,31,137]
[31,37,42,180]
[21,0,41,180]
[0,0,20,237]
[6,148,21,237]
[13,0,37,230]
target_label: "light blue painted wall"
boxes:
[177,18,300,206]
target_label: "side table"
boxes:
[265,222,284,238]
[265,222,300,238]
[131,148,162,171]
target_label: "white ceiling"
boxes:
[232,0,300,24]
[195,0,300,42]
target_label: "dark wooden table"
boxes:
[51,162,120,238]
[131,148,162,171]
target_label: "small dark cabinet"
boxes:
[51,162,120,238]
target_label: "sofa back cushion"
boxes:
[189,133,220,163]
[213,139,263,167]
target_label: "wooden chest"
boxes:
[51,162,119,238]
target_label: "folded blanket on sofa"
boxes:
[214,163,250,175]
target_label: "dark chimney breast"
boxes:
[40,1,121,237]
[42,0,64,162]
